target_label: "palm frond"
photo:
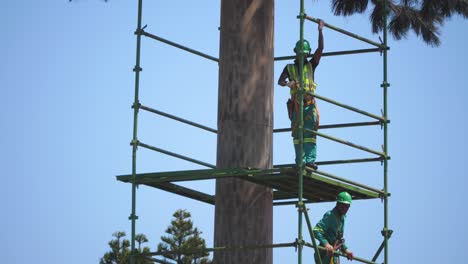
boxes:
[332,0,369,16]
[370,0,385,33]
[455,0,468,18]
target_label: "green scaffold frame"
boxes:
[118,1,392,263]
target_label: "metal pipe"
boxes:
[146,243,296,256]
[273,121,386,133]
[274,47,387,61]
[298,1,306,264]
[139,104,217,133]
[274,200,315,206]
[319,121,385,129]
[274,157,382,168]
[141,31,219,62]
[304,243,378,264]
[313,93,384,122]
[372,240,385,261]
[137,141,216,169]
[130,1,143,263]
[316,157,383,165]
[303,209,323,264]
[305,16,383,48]
[383,0,390,263]
[305,128,386,157]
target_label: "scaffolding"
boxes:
[117,1,392,263]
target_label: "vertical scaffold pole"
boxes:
[382,0,390,263]
[130,0,143,263]
[297,1,305,264]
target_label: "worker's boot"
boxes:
[305,162,318,170]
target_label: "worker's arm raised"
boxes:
[313,19,324,65]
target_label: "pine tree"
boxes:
[100,231,153,264]
[157,209,212,264]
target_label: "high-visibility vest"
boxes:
[287,62,318,95]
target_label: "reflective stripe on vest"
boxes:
[287,62,317,95]
[293,137,316,144]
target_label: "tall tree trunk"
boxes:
[214,1,274,264]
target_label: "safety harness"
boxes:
[286,62,320,135]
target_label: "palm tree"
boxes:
[331,0,468,46]
[215,0,274,263]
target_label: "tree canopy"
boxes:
[331,0,468,46]
[100,231,153,264]
[157,209,212,264]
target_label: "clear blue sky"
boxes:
[2,1,467,263]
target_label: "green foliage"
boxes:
[157,209,212,264]
[330,0,468,46]
[100,231,153,264]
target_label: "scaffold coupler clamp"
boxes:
[378,36,385,55]
[381,228,393,239]
[294,238,305,252]
[132,101,141,112]
[296,201,306,212]
[130,139,140,149]
[128,213,139,221]
[134,24,147,35]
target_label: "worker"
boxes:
[277,19,324,170]
[313,191,354,264]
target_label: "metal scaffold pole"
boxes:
[297,0,306,263]
[130,0,144,263]
[383,0,390,263]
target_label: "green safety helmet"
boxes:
[336,191,352,205]
[294,39,311,54]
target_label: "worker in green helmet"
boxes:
[277,19,324,170]
[313,192,354,264]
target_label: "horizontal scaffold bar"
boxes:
[306,15,384,49]
[316,157,383,165]
[274,47,386,61]
[137,141,216,168]
[309,169,385,196]
[140,30,219,62]
[304,243,378,264]
[273,199,317,206]
[145,182,214,205]
[137,104,217,133]
[273,120,387,133]
[117,167,285,183]
[274,157,383,168]
[145,242,296,257]
[313,93,385,122]
[305,128,386,157]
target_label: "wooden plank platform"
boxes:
[116,166,383,205]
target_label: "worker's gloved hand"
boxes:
[324,244,334,256]
[287,81,297,89]
[345,249,354,260]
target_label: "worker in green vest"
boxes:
[313,192,354,264]
[277,19,324,170]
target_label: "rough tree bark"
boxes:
[214,0,274,264]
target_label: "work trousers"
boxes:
[291,103,318,165]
